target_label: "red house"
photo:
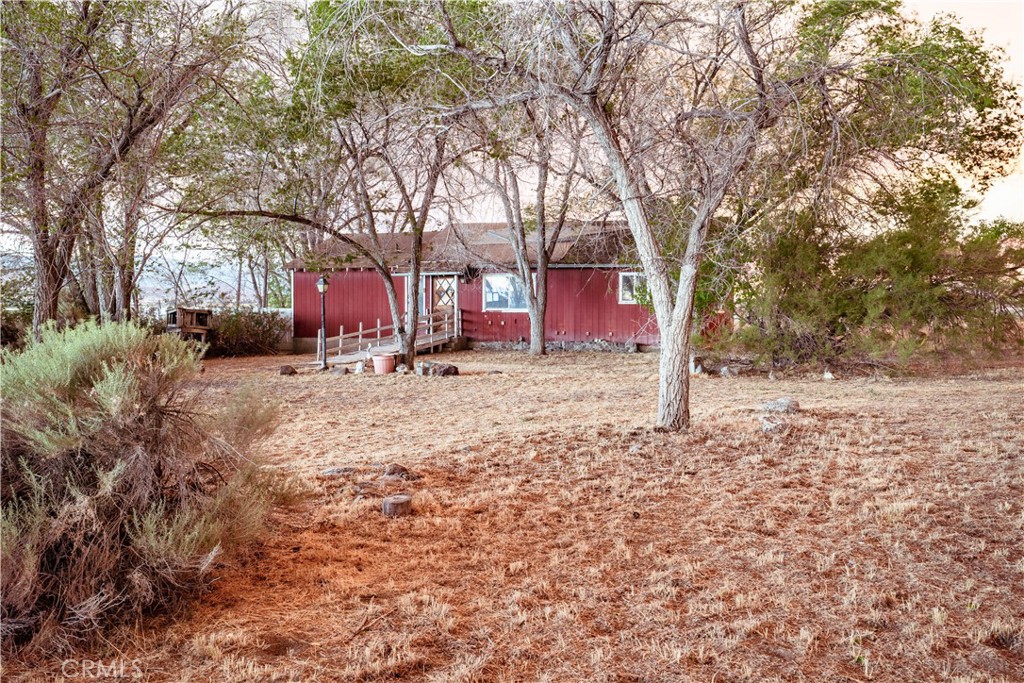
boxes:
[288,223,660,353]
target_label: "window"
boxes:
[434,276,456,307]
[618,272,646,304]
[483,273,530,311]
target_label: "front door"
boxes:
[422,275,458,337]
[431,275,457,315]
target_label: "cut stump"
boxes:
[381,494,413,518]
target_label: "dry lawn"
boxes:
[7,350,1024,682]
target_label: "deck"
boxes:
[326,330,457,365]
[303,312,459,367]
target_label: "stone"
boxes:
[381,494,413,518]
[354,361,366,374]
[760,416,789,434]
[719,365,733,378]
[432,363,459,376]
[383,463,420,480]
[279,365,297,376]
[416,361,458,376]
[331,366,349,376]
[321,466,356,477]
[763,397,800,414]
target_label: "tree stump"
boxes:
[381,494,413,518]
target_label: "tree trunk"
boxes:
[378,270,415,366]
[656,263,700,431]
[32,261,62,336]
[527,268,547,355]
[235,258,243,311]
[528,305,546,355]
[401,257,421,367]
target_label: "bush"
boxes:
[1,310,30,351]
[1,267,34,351]
[0,322,287,655]
[734,177,1024,366]
[204,309,288,357]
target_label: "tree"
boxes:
[738,174,1024,363]
[434,0,1023,430]
[175,0,472,365]
[452,100,585,355]
[1,0,251,335]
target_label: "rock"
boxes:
[416,361,458,376]
[321,466,356,476]
[332,366,349,376]
[763,397,800,414]
[760,416,789,434]
[381,494,413,518]
[395,363,408,374]
[354,361,366,374]
[383,463,420,480]
[719,365,733,378]
[433,363,459,376]
[823,369,835,381]
[279,365,297,376]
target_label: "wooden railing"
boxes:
[315,310,460,361]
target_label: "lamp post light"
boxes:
[316,274,329,370]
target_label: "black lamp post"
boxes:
[316,274,329,370]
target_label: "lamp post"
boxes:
[316,274,329,370]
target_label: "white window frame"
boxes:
[417,273,460,315]
[482,272,533,312]
[618,271,646,305]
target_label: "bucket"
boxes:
[372,354,396,375]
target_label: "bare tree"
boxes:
[337,104,451,365]
[452,100,584,355]
[177,78,453,365]
[1,0,250,335]
[434,0,1022,430]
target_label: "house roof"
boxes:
[286,221,636,272]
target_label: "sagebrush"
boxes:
[205,310,287,357]
[0,322,289,656]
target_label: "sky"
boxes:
[905,0,1024,221]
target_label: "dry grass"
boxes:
[6,350,1023,682]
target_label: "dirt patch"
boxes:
[6,350,1023,682]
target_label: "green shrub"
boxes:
[734,177,1024,366]
[1,265,33,351]
[0,322,287,655]
[205,309,288,357]
[1,311,29,350]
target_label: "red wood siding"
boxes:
[294,267,658,345]
[293,270,404,339]
[460,269,658,344]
